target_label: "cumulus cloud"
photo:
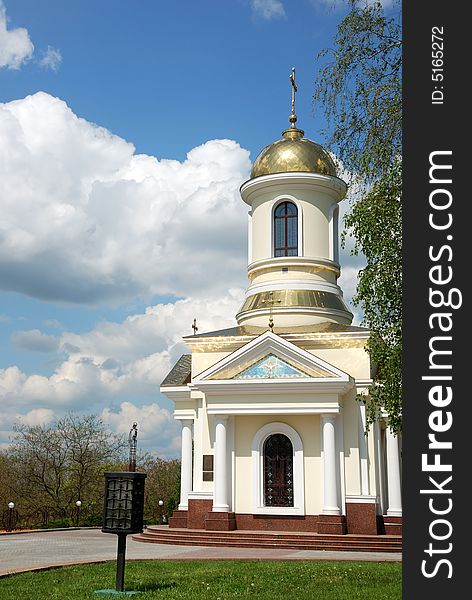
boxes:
[101,401,180,456]
[0,92,362,311]
[0,1,34,69]
[43,319,63,330]
[251,0,286,20]
[11,328,60,352]
[0,293,242,454]
[0,92,250,305]
[0,293,242,408]
[17,407,54,426]
[38,45,62,71]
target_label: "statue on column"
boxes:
[128,422,138,472]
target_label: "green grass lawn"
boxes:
[0,560,401,600]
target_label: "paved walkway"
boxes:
[0,528,401,577]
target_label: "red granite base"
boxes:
[235,514,319,532]
[168,510,188,528]
[317,514,347,535]
[205,511,236,531]
[345,502,378,535]
[383,515,402,536]
[187,499,213,529]
[170,504,396,536]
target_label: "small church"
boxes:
[159,72,402,539]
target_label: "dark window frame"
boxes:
[202,454,214,482]
[273,201,298,257]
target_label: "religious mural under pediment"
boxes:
[232,353,310,379]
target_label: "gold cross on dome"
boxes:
[192,318,198,335]
[289,67,297,123]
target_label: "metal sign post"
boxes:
[115,533,127,592]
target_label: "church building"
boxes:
[160,73,402,537]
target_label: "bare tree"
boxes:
[2,414,180,529]
[9,414,125,523]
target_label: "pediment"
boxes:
[193,330,350,384]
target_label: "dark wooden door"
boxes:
[263,434,294,507]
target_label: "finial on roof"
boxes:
[262,291,281,333]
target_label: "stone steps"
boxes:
[133,526,402,553]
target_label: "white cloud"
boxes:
[101,401,180,456]
[251,0,285,20]
[0,92,251,305]
[17,407,54,427]
[11,328,60,352]
[0,92,362,311]
[43,319,63,330]
[0,292,242,407]
[0,293,242,454]
[0,1,34,69]
[39,45,62,71]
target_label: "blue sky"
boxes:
[2,0,347,160]
[0,0,367,455]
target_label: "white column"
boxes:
[374,420,387,515]
[386,425,402,516]
[321,414,340,515]
[178,419,193,510]
[213,415,229,512]
[358,403,370,495]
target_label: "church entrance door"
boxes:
[263,433,294,507]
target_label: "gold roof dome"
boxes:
[250,127,336,179]
[251,67,336,179]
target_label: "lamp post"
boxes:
[158,499,164,525]
[7,502,15,532]
[3,502,18,532]
[75,500,82,527]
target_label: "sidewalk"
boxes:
[0,528,401,577]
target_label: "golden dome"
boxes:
[250,127,337,179]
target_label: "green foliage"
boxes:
[314,1,402,432]
[139,454,180,523]
[344,161,402,433]
[44,517,74,529]
[0,413,182,530]
[314,1,401,182]
[0,560,402,600]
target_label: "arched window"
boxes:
[263,433,294,507]
[274,201,298,257]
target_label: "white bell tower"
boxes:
[236,69,352,329]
